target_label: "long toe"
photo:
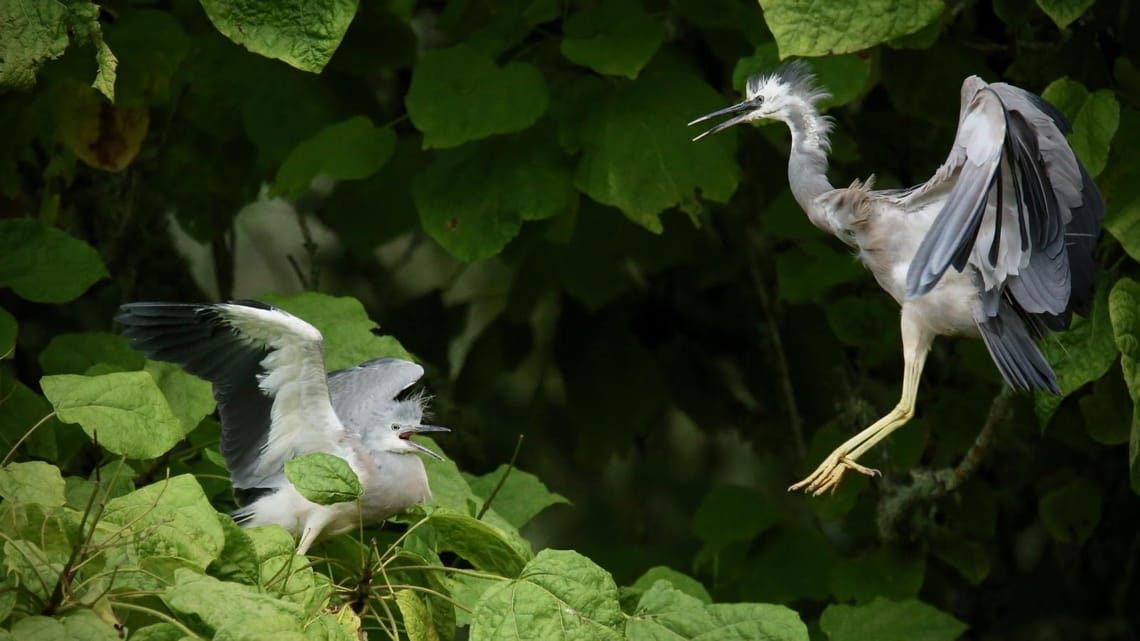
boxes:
[839,456,881,478]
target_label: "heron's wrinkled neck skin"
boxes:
[780,102,835,230]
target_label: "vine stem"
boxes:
[477,434,524,520]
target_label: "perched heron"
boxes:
[116,301,448,553]
[690,62,1102,495]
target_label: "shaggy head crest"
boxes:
[745,60,831,106]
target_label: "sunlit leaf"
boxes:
[627,582,809,641]
[759,0,942,57]
[103,475,226,568]
[198,0,357,73]
[470,549,624,641]
[41,372,184,459]
[284,452,364,505]
[0,461,66,507]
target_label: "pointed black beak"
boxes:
[688,100,758,141]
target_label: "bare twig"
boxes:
[746,243,806,461]
[477,434,524,520]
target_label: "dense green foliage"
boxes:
[2,0,1139,639]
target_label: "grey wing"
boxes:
[901,77,1103,393]
[327,358,425,432]
[116,302,273,487]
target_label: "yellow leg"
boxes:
[789,306,933,495]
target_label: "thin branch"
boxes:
[477,434,524,520]
[2,411,57,466]
[747,241,806,461]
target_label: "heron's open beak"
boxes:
[397,424,450,461]
[688,101,757,141]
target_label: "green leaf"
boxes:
[830,549,925,604]
[819,598,968,641]
[627,581,809,641]
[1042,79,1119,177]
[470,549,625,641]
[8,609,121,641]
[776,240,865,303]
[284,452,364,505]
[0,306,14,359]
[560,0,665,79]
[275,117,397,199]
[103,9,190,107]
[1035,275,1117,426]
[1108,277,1140,492]
[145,361,215,436]
[576,63,739,232]
[198,0,358,73]
[0,461,65,508]
[1080,372,1134,445]
[733,46,872,109]
[1035,0,1095,29]
[1038,477,1102,544]
[0,378,62,461]
[759,0,942,57]
[162,568,307,633]
[396,589,441,641]
[0,220,108,303]
[1106,190,1140,264]
[41,372,184,459]
[428,510,532,577]
[262,292,412,370]
[467,465,571,529]
[692,485,778,548]
[406,45,548,149]
[102,475,226,568]
[628,567,712,604]
[414,133,575,260]
[0,1,68,91]
[39,332,144,375]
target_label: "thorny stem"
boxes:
[477,434,525,520]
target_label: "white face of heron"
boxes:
[376,398,448,460]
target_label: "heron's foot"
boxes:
[788,454,880,496]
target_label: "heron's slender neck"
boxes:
[781,102,835,228]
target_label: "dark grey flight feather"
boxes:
[903,79,1102,394]
[116,302,274,488]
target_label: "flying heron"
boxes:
[690,62,1103,495]
[116,301,448,553]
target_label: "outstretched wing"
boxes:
[898,76,1103,392]
[116,301,344,488]
[327,358,425,433]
